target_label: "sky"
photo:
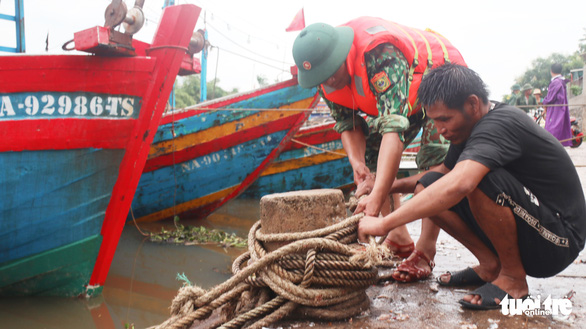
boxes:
[1,0,586,100]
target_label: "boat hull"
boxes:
[131,79,319,222]
[241,121,421,199]
[0,149,122,296]
[0,4,201,297]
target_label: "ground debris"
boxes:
[488,318,500,329]
[459,322,478,329]
[394,313,410,321]
[564,289,576,300]
[148,216,247,248]
[377,313,392,321]
[429,282,439,292]
[552,312,577,325]
[375,293,393,300]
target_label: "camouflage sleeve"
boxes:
[507,94,518,105]
[319,87,369,137]
[365,44,411,142]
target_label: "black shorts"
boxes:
[418,169,581,278]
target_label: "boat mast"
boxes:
[0,0,25,53]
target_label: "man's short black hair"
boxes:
[551,63,563,74]
[418,63,489,111]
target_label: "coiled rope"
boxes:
[152,213,389,329]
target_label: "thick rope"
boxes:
[152,213,387,329]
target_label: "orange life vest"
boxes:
[322,17,466,117]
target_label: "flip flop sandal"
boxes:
[437,267,486,287]
[384,240,415,259]
[459,283,530,310]
[391,249,435,282]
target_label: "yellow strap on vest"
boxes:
[425,28,450,64]
[410,27,433,73]
[390,22,418,80]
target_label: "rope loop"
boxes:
[152,213,391,329]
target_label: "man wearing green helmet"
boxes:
[504,83,521,105]
[292,18,465,282]
[515,83,537,113]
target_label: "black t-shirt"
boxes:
[444,102,586,239]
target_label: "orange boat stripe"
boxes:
[149,98,315,157]
[134,185,239,223]
[260,149,347,176]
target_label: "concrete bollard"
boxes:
[259,189,347,251]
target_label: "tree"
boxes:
[174,75,200,108]
[256,74,269,88]
[173,76,238,109]
[512,52,584,100]
[206,79,238,101]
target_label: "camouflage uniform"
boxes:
[515,94,537,113]
[506,93,519,106]
[320,43,449,171]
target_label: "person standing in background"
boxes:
[533,88,545,125]
[542,63,572,146]
[515,83,537,113]
[504,84,521,105]
[533,88,542,104]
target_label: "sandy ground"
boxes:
[270,146,586,329]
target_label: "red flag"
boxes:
[285,8,305,32]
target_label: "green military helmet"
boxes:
[292,22,354,89]
[511,83,521,91]
[521,83,533,92]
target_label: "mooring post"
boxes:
[259,189,347,251]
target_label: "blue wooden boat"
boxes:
[0,4,201,297]
[130,76,319,223]
[241,119,421,199]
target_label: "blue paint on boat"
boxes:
[240,138,352,199]
[221,85,317,109]
[241,157,353,199]
[132,130,289,218]
[277,140,344,161]
[153,84,317,143]
[0,149,124,264]
[241,127,425,198]
[152,110,257,144]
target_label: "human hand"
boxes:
[353,163,371,186]
[358,215,388,243]
[355,173,375,198]
[353,192,384,216]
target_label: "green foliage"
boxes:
[174,75,201,108]
[256,74,269,87]
[148,216,247,248]
[173,76,239,109]
[571,85,583,97]
[512,52,584,100]
[207,81,238,101]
